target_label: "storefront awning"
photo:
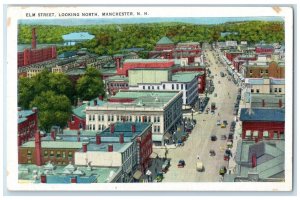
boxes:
[133,170,142,180]
[152,134,163,142]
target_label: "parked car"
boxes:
[162,160,170,172]
[226,140,233,148]
[196,161,204,172]
[230,121,236,132]
[219,166,227,176]
[209,149,216,156]
[223,120,228,125]
[221,123,226,128]
[216,120,221,126]
[178,160,186,168]
[220,134,227,140]
[156,172,164,182]
[228,132,234,140]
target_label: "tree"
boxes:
[76,66,105,101]
[18,77,35,109]
[30,91,72,131]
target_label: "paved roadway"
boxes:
[154,47,239,182]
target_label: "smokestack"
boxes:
[96,134,101,145]
[108,144,113,152]
[34,130,42,166]
[119,133,124,144]
[77,130,80,142]
[50,130,56,141]
[116,57,121,69]
[71,176,77,183]
[279,99,283,108]
[31,28,37,49]
[110,124,115,134]
[131,124,136,133]
[40,174,47,183]
[82,143,88,152]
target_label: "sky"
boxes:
[18,17,284,26]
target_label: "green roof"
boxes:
[66,68,86,75]
[157,36,174,45]
[73,98,106,118]
[21,141,84,149]
[172,72,203,83]
[124,59,172,63]
[106,75,129,82]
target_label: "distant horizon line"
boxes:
[18,17,284,26]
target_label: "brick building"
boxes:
[241,61,285,79]
[18,28,57,67]
[18,107,38,146]
[255,44,275,55]
[105,75,129,95]
[240,108,285,141]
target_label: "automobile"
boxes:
[226,140,233,148]
[223,120,228,125]
[211,135,217,141]
[228,132,234,140]
[230,121,236,132]
[216,120,221,126]
[220,134,227,140]
[196,161,204,172]
[155,172,164,182]
[221,123,226,128]
[178,160,186,168]
[220,72,225,77]
[233,108,238,115]
[162,160,170,172]
[209,150,216,156]
[219,166,227,176]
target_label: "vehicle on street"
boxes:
[216,120,221,126]
[230,121,236,132]
[220,72,225,77]
[223,120,228,125]
[220,134,227,140]
[226,140,233,148]
[219,166,227,176]
[228,132,234,140]
[156,172,164,182]
[221,123,226,128]
[162,160,170,172]
[196,161,205,172]
[211,102,216,111]
[209,150,216,156]
[211,135,217,141]
[178,160,186,168]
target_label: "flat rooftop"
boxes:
[172,72,203,83]
[20,141,84,149]
[240,108,285,122]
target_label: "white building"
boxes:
[245,77,285,94]
[85,91,183,145]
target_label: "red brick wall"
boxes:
[68,115,86,130]
[242,121,284,140]
[138,129,153,171]
[18,112,38,146]
[18,46,57,67]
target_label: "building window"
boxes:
[98,125,101,130]
[44,150,48,157]
[274,88,278,92]
[89,115,91,121]
[68,152,73,158]
[93,124,95,130]
[56,151,61,158]
[245,130,251,138]
[154,126,157,132]
[176,84,179,90]
[152,86,154,89]
[27,150,32,156]
[143,86,145,90]
[260,70,263,74]
[270,88,272,93]
[117,115,120,121]
[249,70,253,74]
[50,151,54,157]
[27,160,32,164]
[157,126,160,132]
[163,84,165,89]
[111,115,114,121]
[251,89,254,93]
[62,152,66,158]
[98,115,101,121]
[92,115,95,121]
[157,86,160,90]
[279,88,282,93]
[157,116,160,122]
[148,86,150,90]
[181,84,184,90]
[256,89,260,93]
[263,131,269,138]
[265,70,268,74]
[108,115,111,121]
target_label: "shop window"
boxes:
[50,151,54,157]
[251,89,254,93]
[245,130,251,138]
[68,152,73,158]
[279,88,282,93]
[27,150,32,156]
[27,160,32,164]
[263,131,269,138]
[253,131,259,137]
[44,150,48,157]
[256,89,260,93]
[62,152,66,158]
[56,151,61,158]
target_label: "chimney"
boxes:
[96,134,101,145]
[262,99,265,107]
[131,124,136,133]
[50,130,56,141]
[108,144,113,152]
[40,174,47,183]
[119,133,124,144]
[31,28,37,49]
[32,107,38,113]
[71,176,77,183]
[116,57,121,69]
[77,130,80,142]
[94,99,97,106]
[279,99,283,108]
[82,143,88,152]
[99,95,103,101]
[110,124,115,134]
[34,130,42,166]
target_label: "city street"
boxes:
[154,47,239,182]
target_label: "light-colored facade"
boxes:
[85,91,183,144]
[245,77,285,95]
[129,72,200,106]
[51,65,63,73]
[26,67,45,78]
[128,68,170,86]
